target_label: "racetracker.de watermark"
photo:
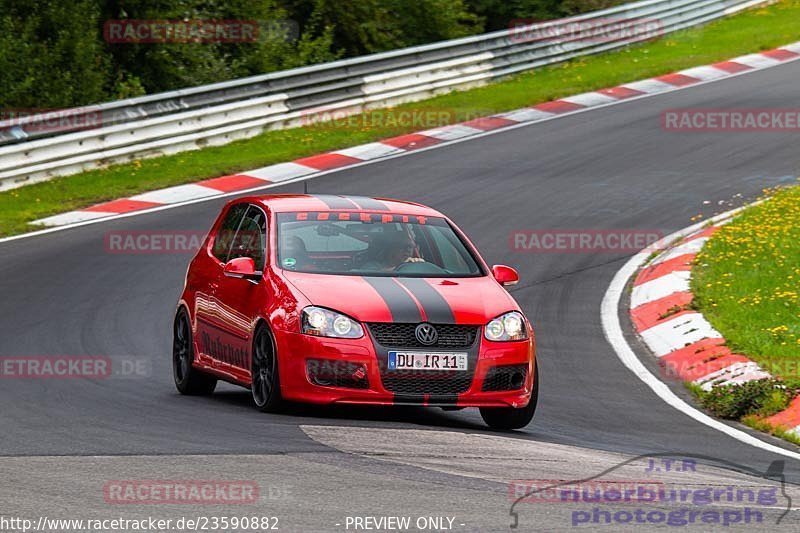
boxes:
[0,356,151,379]
[662,109,800,132]
[103,481,261,504]
[509,17,664,44]
[105,231,207,254]
[103,19,298,44]
[299,107,483,129]
[510,230,663,253]
[661,357,800,381]
[0,108,103,134]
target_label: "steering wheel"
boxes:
[394,261,449,275]
[394,261,424,272]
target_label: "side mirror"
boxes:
[223,257,263,281]
[492,264,519,286]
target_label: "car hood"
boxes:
[282,272,519,324]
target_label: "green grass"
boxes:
[686,379,799,447]
[686,378,791,419]
[685,184,800,449]
[692,184,800,381]
[3,0,800,237]
[742,415,800,447]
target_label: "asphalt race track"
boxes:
[2,58,800,531]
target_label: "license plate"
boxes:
[387,351,468,371]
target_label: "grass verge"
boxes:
[686,379,791,419]
[692,184,800,381]
[689,183,800,445]
[742,415,800,447]
[3,0,800,237]
[686,380,800,446]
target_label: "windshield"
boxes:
[276,212,483,277]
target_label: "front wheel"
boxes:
[173,308,217,395]
[251,325,283,412]
[480,361,538,430]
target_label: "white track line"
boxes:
[1,41,798,461]
[2,49,799,245]
[601,206,800,461]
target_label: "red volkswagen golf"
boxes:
[173,194,537,429]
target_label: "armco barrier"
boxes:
[0,0,768,191]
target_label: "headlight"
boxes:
[484,311,528,341]
[302,306,364,339]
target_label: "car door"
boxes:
[194,202,248,368]
[212,204,269,381]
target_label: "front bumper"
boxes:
[274,328,535,408]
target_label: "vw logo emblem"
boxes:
[415,323,438,346]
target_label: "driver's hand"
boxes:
[404,257,425,263]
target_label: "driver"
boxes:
[361,231,423,272]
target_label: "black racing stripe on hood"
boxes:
[362,277,422,323]
[396,278,455,324]
[349,196,389,211]
[312,195,359,209]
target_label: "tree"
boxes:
[0,0,110,108]
[385,0,481,47]
[285,0,480,56]
[100,0,339,95]
[0,0,635,109]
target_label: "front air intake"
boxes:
[482,364,528,391]
[306,359,369,389]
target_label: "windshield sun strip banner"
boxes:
[290,212,432,224]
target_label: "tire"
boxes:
[173,308,217,395]
[480,361,538,430]
[251,325,283,412]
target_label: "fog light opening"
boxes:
[351,365,367,381]
[306,359,369,389]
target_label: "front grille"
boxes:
[367,323,478,348]
[381,370,473,395]
[482,364,528,392]
[306,359,369,389]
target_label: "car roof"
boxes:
[241,194,445,217]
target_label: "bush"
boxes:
[0,0,638,109]
[697,379,790,419]
[0,0,111,108]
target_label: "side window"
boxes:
[229,206,267,268]
[212,203,248,262]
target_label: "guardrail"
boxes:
[0,0,767,191]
